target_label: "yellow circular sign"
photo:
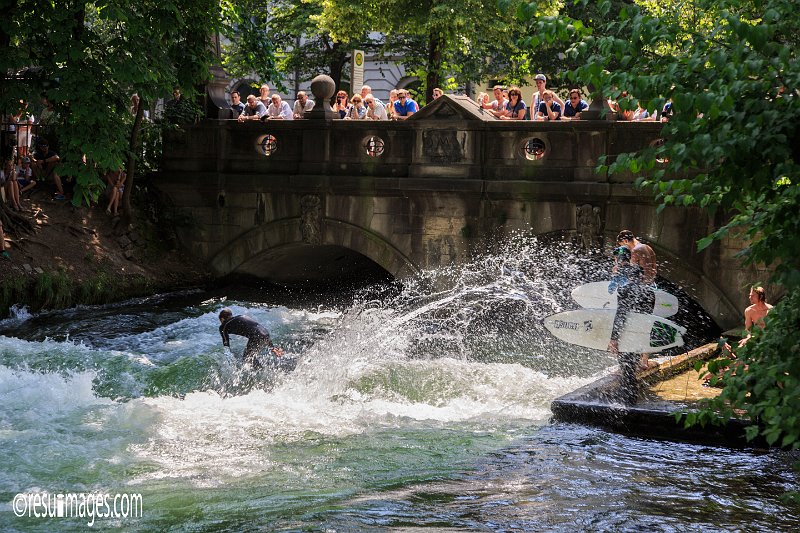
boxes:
[355,52,364,67]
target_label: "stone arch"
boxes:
[208,217,419,282]
[395,76,421,90]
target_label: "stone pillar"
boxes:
[581,82,606,121]
[204,33,234,120]
[307,74,338,120]
[299,74,337,174]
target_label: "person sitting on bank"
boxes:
[30,138,66,200]
[104,169,126,216]
[219,307,283,368]
[738,286,773,348]
[707,286,772,385]
[10,157,28,207]
[0,218,9,260]
[3,159,23,210]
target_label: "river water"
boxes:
[1,240,798,531]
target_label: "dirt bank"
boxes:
[0,186,210,315]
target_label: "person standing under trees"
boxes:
[218,308,283,369]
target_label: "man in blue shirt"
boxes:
[536,90,562,121]
[563,89,589,120]
[393,90,418,120]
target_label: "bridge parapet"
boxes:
[163,94,663,183]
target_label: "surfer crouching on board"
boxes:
[607,230,658,372]
[219,308,283,368]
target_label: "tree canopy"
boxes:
[1,0,278,215]
[514,0,799,447]
[317,0,558,102]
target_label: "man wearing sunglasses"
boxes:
[562,89,589,120]
[392,90,418,120]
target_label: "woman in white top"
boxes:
[13,102,34,157]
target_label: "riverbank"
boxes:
[0,186,210,316]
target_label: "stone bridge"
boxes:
[156,94,758,329]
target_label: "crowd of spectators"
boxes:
[229,74,672,124]
[476,75,671,122]
[229,84,433,122]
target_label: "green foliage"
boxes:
[1,1,224,207]
[515,0,800,446]
[0,269,155,317]
[691,292,800,449]
[318,0,559,101]
[219,0,279,83]
[34,269,73,309]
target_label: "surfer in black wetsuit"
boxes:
[607,246,655,351]
[219,308,283,368]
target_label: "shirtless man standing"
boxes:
[738,286,772,347]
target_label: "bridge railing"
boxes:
[162,118,664,183]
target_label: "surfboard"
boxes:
[571,281,680,318]
[543,309,686,353]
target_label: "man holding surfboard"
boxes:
[607,230,659,372]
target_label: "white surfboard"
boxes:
[571,281,680,318]
[544,309,686,353]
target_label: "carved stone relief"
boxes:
[422,130,466,163]
[576,204,604,252]
[300,195,322,245]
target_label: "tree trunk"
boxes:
[119,98,145,229]
[426,29,444,104]
[0,203,36,236]
[328,45,348,93]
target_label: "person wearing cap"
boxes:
[219,308,283,369]
[607,230,658,372]
[530,74,564,121]
[30,139,66,200]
